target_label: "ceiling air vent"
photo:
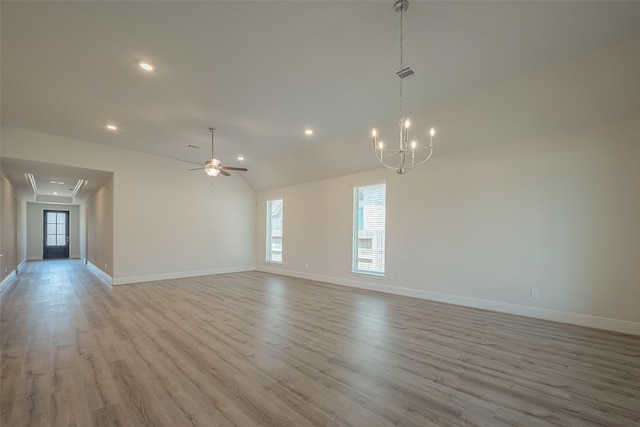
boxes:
[187,144,200,149]
[396,67,414,79]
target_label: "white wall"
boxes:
[16,196,27,268]
[86,175,113,276]
[79,203,86,261]
[26,203,81,260]
[2,126,256,284]
[257,118,640,333]
[0,174,18,282]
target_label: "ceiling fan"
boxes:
[177,127,248,177]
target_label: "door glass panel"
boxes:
[44,210,70,258]
[45,211,68,247]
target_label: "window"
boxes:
[353,183,386,275]
[266,199,283,263]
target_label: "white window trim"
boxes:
[352,182,386,276]
[266,199,283,264]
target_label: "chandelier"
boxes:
[371,0,436,175]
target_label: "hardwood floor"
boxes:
[1,260,639,426]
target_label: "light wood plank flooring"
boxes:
[1,260,639,426]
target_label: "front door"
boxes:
[43,210,70,259]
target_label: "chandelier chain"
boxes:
[399,5,404,123]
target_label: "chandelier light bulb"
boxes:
[411,140,417,149]
[372,129,377,137]
[430,128,436,137]
[405,119,410,128]
[378,141,384,149]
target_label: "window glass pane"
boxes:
[47,235,57,246]
[47,212,56,223]
[353,183,386,275]
[266,199,283,263]
[57,213,66,224]
[56,224,66,235]
[47,224,57,234]
[57,235,66,246]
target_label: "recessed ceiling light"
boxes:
[53,192,58,195]
[50,181,65,185]
[138,61,154,72]
[304,129,313,136]
[237,156,245,161]
[105,123,118,131]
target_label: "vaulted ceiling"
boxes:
[2,1,640,192]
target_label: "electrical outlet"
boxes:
[531,288,540,299]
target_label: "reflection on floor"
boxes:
[1,260,639,426]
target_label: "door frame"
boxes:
[43,210,70,259]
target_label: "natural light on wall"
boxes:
[266,199,283,263]
[353,183,386,275]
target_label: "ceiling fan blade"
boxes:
[188,167,205,171]
[221,166,248,172]
[176,159,205,166]
[220,169,231,176]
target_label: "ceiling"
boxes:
[2,1,640,191]
[0,157,112,205]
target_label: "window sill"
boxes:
[351,270,386,279]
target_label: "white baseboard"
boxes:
[0,259,27,293]
[113,265,256,285]
[28,256,81,261]
[87,262,113,286]
[0,269,17,294]
[257,266,640,336]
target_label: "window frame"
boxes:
[266,198,284,264]
[352,182,386,276]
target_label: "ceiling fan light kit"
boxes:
[371,0,436,175]
[205,158,221,176]
[177,127,248,179]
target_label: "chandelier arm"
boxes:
[376,152,402,172]
[375,148,394,164]
[383,150,401,160]
[402,147,434,171]
[379,161,404,172]
[376,148,404,171]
